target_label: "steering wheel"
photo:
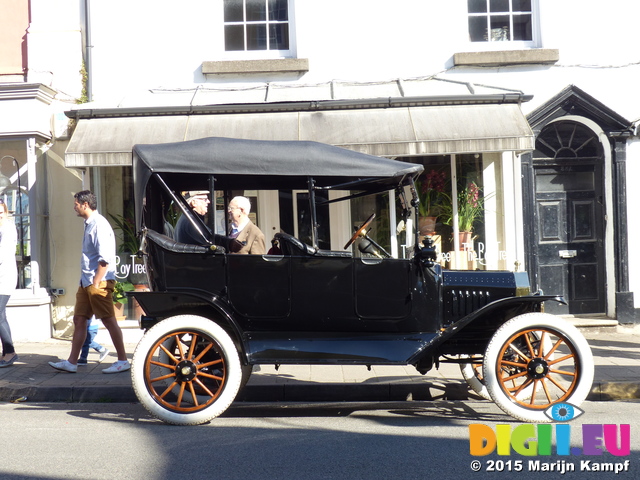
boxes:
[344,213,376,249]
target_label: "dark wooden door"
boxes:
[534,164,605,314]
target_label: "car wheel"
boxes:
[460,357,491,400]
[483,313,594,423]
[132,315,242,425]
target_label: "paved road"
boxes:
[0,400,637,480]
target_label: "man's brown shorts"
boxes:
[74,280,116,320]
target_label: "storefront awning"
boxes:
[65,103,534,167]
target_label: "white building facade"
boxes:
[2,0,639,338]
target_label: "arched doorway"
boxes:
[532,120,605,314]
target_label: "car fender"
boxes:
[407,295,565,364]
[130,290,248,361]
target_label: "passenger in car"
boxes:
[174,190,210,245]
[227,196,266,254]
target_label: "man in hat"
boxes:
[174,190,210,244]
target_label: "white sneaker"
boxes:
[102,360,130,374]
[97,348,110,363]
[48,360,78,373]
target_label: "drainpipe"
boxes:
[84,0,93,102]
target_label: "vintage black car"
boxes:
[129,136,594,425]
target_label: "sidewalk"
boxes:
[0,318,637,404]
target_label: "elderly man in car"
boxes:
[227,196,265,255]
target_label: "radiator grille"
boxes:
[446,289,491,321]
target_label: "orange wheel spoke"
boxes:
[187,382,199,406]
[538,331,547,358]
[159,343,180,363]
[193,378,216,398]
[150,372,177,383]
[198,372,223,381]
[549,368,576,377]
[524,333,536,358]
[528,380,540,405]
[501,360,528,368]
[198,359,223,369]
[507,343,531,363]
[159,381,179,399]
[176,382,187,407]
[150,360,174,369]
[544,338,563,360]
[176,335,187,359]
[186,334,198,361]
[547,375,570,394]
[509,377,533,394]
[194,343,214,363]
[502,370,529,383]
[540,378,552,403]
[548,353,575,366]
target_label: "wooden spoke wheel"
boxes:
[344,213,376,249]
[132,315,242,425]
[483,313,594,423]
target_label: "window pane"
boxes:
[225,25,245,51]
[536,173,595,193]
[468,16,488,41]
[490,0,509,12]
[512,14,532,40]
[489,15,510,40]
[512,0,532,12]
[269,0,288,21]
[269,23,289,50]
[467,0,487,14]
[224,0,244,22]
[247,24,267,50]
[246,0,266,21]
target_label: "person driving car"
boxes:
[174,190,210,244]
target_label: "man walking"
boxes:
[49,190,130,373]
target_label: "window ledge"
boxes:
[453,49,559,66]
[202,58,309,76]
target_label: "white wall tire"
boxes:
[483,313,594,423]
[132,315,242,425]
[460,357,491,400]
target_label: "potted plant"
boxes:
[113,281,135,320]
[417,169,447,235]
[441,181,488,249]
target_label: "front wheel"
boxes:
[132,315,242,425]
[483,313,594,423]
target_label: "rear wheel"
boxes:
[483,313,594,423]
[132,315,242,425]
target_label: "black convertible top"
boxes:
[133,136,423,229]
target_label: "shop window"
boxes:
[467,0,537,45]
[415,154,512,271]
[224,0,291,54]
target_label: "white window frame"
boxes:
[222,0,296,60]
[466,0,541,50]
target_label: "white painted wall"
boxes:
[36,0,640,315]
[626,139,640,308]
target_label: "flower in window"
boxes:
[442,181,488,233]
[418,169,448,218]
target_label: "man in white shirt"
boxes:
[49,190,130,374]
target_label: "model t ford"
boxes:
[128,136,594,425]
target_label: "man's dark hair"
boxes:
[74,190,97,210]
